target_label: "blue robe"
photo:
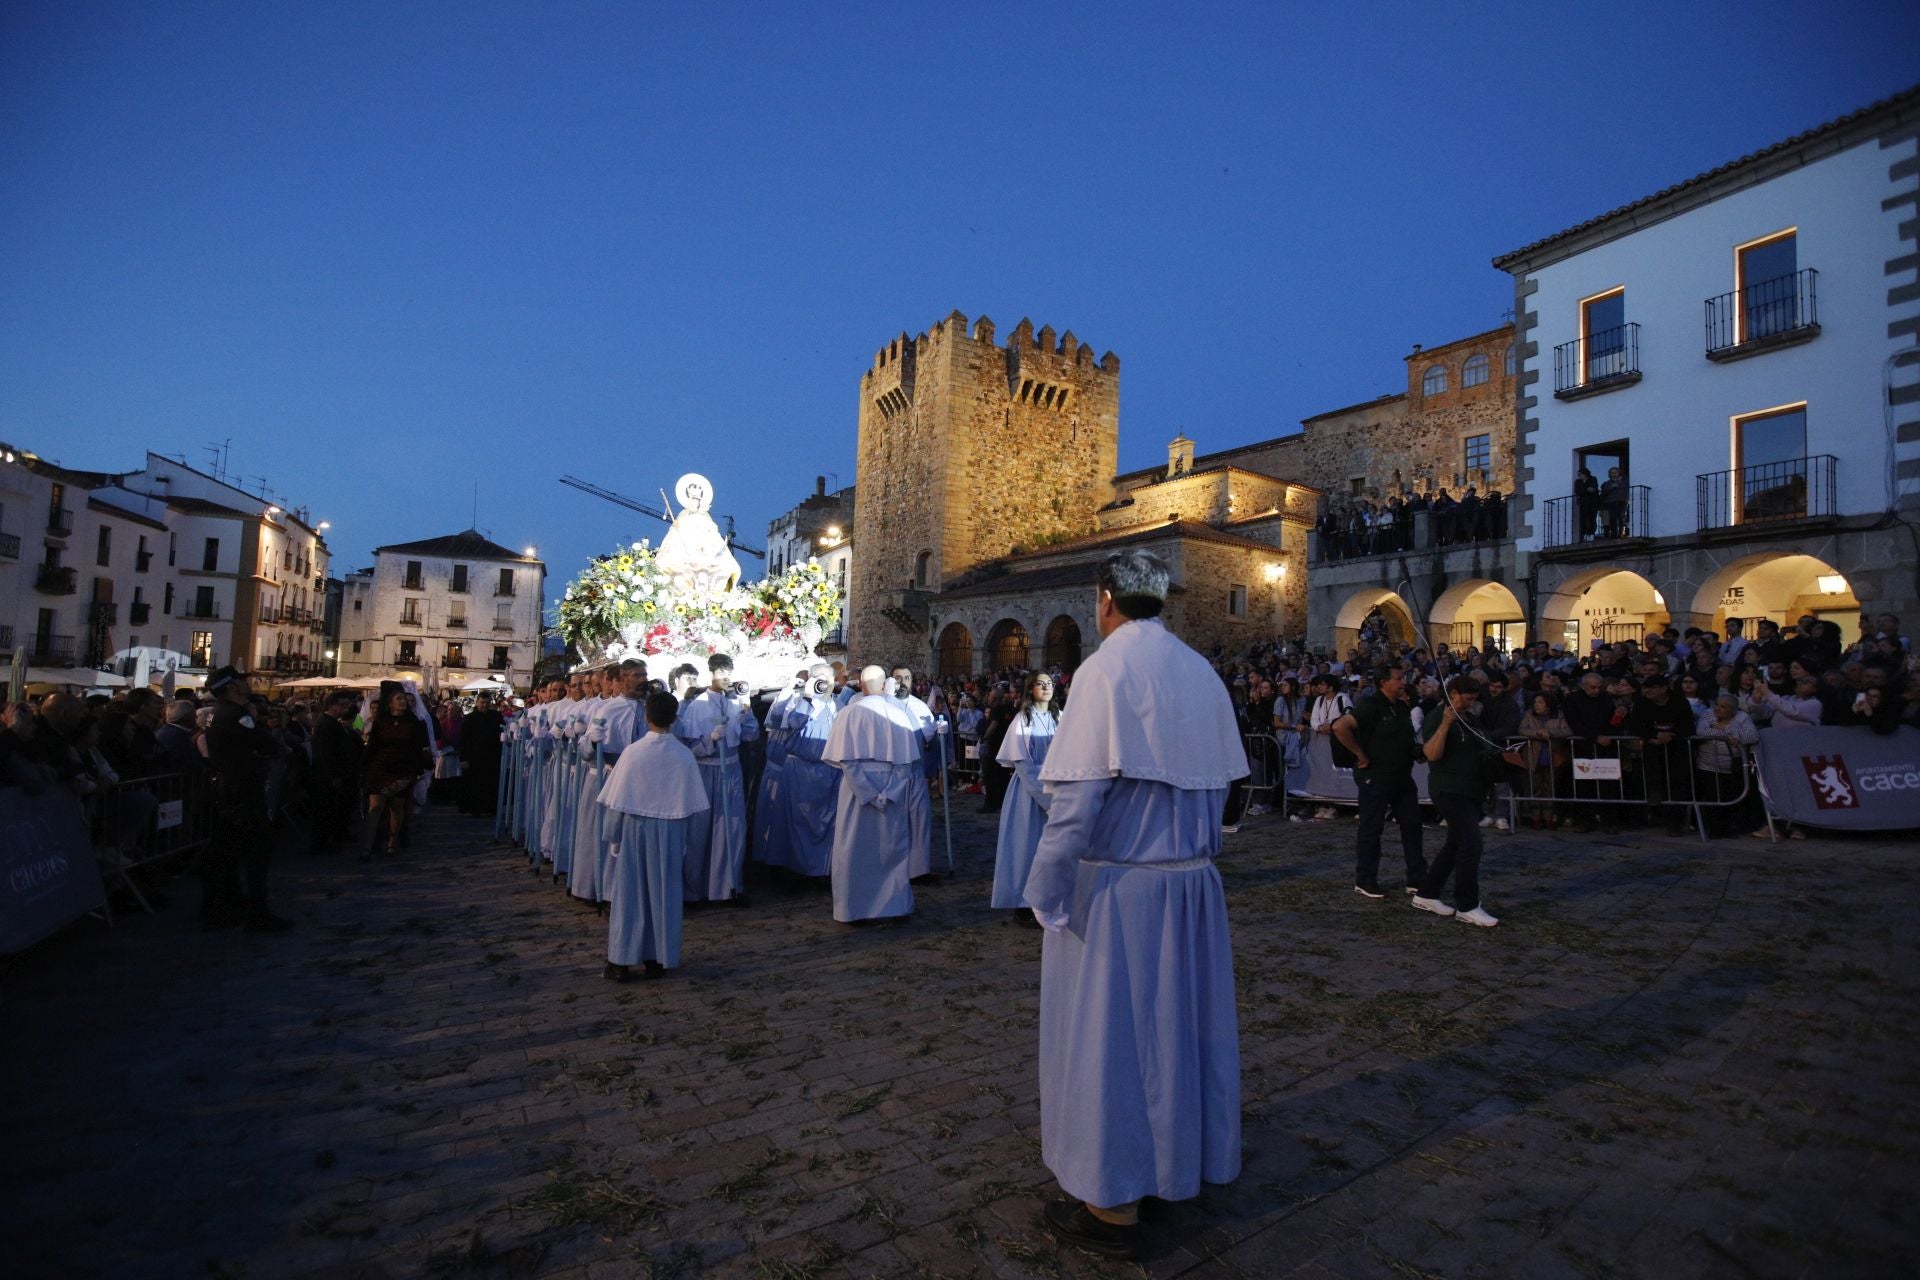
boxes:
[752,694,797,868]
[780,698,841,877]
[675,690,760,901]
[990,709,1057,908]
[558,698,608,882]
[571,699,640,904]
[830,761,916,921]
[1024,777,1241,1207]
[605,815,687,966]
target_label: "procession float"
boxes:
[556,474,840,692]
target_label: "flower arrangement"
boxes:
[558,546,841,671]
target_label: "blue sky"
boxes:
[3,1,1914,609]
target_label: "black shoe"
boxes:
[1041,1199,1141,1260]
[726,894,750,908]
[243,912,296,934]
[642,960,665,979]
[603,962,631,983]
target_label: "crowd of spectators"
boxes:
[1316,485,1510,561]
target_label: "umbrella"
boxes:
[25,667,131,690]
[458,674,513,693]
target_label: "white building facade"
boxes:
[336,530,545,690]
[1496,87,1920,649]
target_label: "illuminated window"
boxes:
[1422,365,1448,396]
[1462,354,1489,388]
[1580,288,1627,382]
[1737,230,1798,341]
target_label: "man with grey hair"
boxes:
[1023,549,1246,1259]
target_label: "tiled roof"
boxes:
[1494,84,1920,269]
[166,495,254,518]
[375,529,532,561]
[1112,435,1303,484]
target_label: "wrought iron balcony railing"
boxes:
[444,657,468,669]
[136,550,153,571]
[130,602,152,625]
[0,625,13,655]
[446,617,468,628]
[487,657,511,670]
[1541,485,1651,548]
[35,564,78,595]
[394,654,422,668]
[403,575,424,590]
[494,584,516,597]
[1697,455,1836,530]
[88,601,118,626]
[1553,323,1641,398]
[492,620,514,632]
[0,532,20,560]
[181,603,222,619]
[399,614,424,627]
[1706,268,1818,358]
[30,634,76,665]
[47,507,74,536]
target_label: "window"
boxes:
[449,600,467,627]
[446,642,466,666]
[1580,288,1627,382]
[1737,229,1798,341]
[191,631,213,667]
[1228,584,1248,618]
[193,585,215,617]
[94,525,110,566]
[496,568,515,596]
[1349,477,1366,497]
[352,640,362,654]
[1422,365,1448,396]
[1462,354,1489,388]
[1734,404,1810,522]
[1504,344,1516,377]
[491,644,510,668]
[164,582,175,613]
[202,537,220,571]
[402,598,423,625]
[398,639,418,662]
[404,559,423,589]
[495,601,512,630]
[1465,434,1491,475]
[353,598,362,611]
[451,564,469,593]
[914,550,932,588]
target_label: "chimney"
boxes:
[815,475,826,498]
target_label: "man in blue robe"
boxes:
[599,690,708,981]
[822,665,926,923]
[753,669,809,872]
[573,660,646,906]
[674,653,760,906]
[888,666,940,878]
[780,663,842,877]
[1023,550,1247,1260]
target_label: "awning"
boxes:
[24,667,130,690]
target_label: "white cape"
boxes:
[599,731,711,819]
[1039,617,1247,790]
[823,695,924,766]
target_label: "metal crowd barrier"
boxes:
[1497,731,1762,841]
[1239,732,1289,821]
[91,770,213,916]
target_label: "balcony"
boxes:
[394,654,422,668]
[1697,455,1836,531]
[181,602,222,619]
[136,550,153,572]
[399,614,424,627]
[494,584,516,597]
[130,602,152,625]
[30,634,76,666]
[0,532,19,560]
[88,601,118,627]
[0,625,12,655]
[449,579,470,595]
[444,657,468,670]
[487,656,511,671]
[1313,502,1511,563]
[447,617,468,629]
[259,605,282,624]
[35,564,78,595]
[1541,486,1651,549]
[46,507,74,536]
[402,575,424,591]
[1553,323,1641,399]
[1706,268,1818,361]
[492,619,514,632]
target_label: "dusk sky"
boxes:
[3,2,1914,611]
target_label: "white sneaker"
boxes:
[1478,816,1494,829]
[1315,806,1336,820]
[1404,886,1419,895]
[1456,906,1499,927]
[1246,803,1269,816]
[1220,824,1240,835]
[1411,895,1455,917]
[1494,818,1510,832]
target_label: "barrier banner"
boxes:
[0,787,105,954]
[1756,726,1920,832]
[1285,732,1431,804]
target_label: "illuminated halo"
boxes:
[675,473,713,513]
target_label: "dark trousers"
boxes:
[461,759,499,815]
[1355,774,1428,891]
[983,759,1011,812]
[203,791,272,923]
[1422,793,1484,911]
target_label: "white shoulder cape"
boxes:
[823,695,923,766]
[1039,618,1248,790]
[598,730,711,818]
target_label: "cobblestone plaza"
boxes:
[7,807,1916,1279]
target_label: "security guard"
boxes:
[202,665,292,932]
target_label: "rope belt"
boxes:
[1079,857,1214,872]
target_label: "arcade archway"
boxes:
[1690,553,1860,645]
[1042,614,1083,671]
[1332,588,1418,654]
[1429,579,1527,655]
[985,618,1030,670]
[936,623,973,678]
[1537,568,1669,654]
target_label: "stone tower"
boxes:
[849,311,1120,660]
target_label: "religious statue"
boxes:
[655,473,743,594]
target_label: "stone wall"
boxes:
[1102,468,1296,530]
[850,312,1119,656]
